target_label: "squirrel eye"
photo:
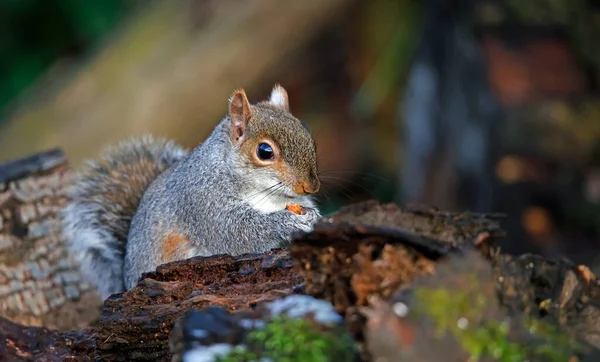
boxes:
[257,143,274,161]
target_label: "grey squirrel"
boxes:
[62,85,321,300]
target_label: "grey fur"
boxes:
[62,135,188,300]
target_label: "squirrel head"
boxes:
[227,85,320,200]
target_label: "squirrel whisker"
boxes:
[244,182,284,202]
[249,183,287,210]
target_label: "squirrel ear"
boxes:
[268,84,289,111]
[229,89,252,142]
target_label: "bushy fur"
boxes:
[62,135,188,300]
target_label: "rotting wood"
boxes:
[290,201,506,314]
[0,148,101,331]
[96,249,300,361]
[0,315,96,361]
[2,200,600,360]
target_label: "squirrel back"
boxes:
[62,135,188,299]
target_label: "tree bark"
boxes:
[0,149,101,331]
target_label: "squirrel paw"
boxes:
[292,207,320,232]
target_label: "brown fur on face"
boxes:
[238,102,320,195]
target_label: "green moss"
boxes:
[216,346,259,362]
[216,316,357,362]
[413,281,585,362]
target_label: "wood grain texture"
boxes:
[0,149,101,331]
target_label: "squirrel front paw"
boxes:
[291,207,320,232]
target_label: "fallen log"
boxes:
[0,316,96,361]
[2,200,600,361]
[97,248,301,361]
[0,149,101,331]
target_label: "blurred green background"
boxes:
[0,0,140,117]
[4,0,600,271]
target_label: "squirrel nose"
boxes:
[297,179,320,195]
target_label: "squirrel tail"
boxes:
[62,135,188,299]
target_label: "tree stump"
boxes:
[0,148,100,331]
